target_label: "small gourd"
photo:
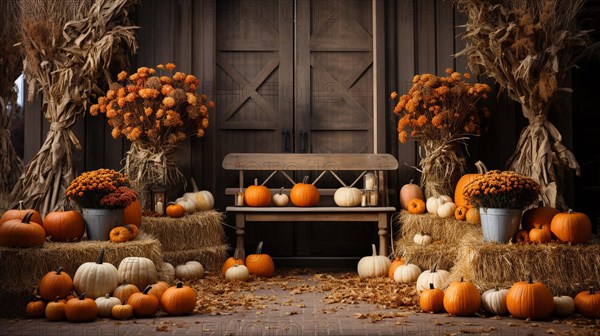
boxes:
[272,188,289,207]
[426,195,452,214]
[95,294,121,318]
[481,287,509,316]
[437,202,457,218]
[413,232,432,246]
[225,264,250,281]
[393,262,421,283]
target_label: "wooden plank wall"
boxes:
[21,0,584,211]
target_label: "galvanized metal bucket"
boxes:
[479,208,522,243]
[82,208,124,241]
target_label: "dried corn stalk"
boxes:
[455,0,596,209]
[12,0,138,215]
[0,1,24,199]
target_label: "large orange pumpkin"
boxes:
[443,277,481,316]
[39,266,74,300]
[521,206,559,231]
[43,210,84,242]
[290,176,320,207]
[245,241,274,277]
[574,286,600,319]
[0,200,44,227]
[506,276,554,319]
[0,212,46,248]
[244,179,272,207]
[550,209,592,244]
[399,179,424,210]
[454,161,487,208]
[122,199,142,228]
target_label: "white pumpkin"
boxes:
[73,248,119,299]
[157,262,175,283]
[357,244,391,278]
[437,202,457,218]
[333,187,362,207]
[184,178,215,211]
[225,264,250,281]
[95,294,121,317]
[117,257,157,290]
[413,232,432,246]
[175,197,196,214]
[553,295,575,317]
[481,287,509,315]
[415,263,450,292]
[426,195,452,214]
[175,261,204,280]
[393,263,421,283]
[272,188,289,207]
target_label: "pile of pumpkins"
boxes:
[0,200,144,246]
[514,206,592,245]
[172,178,215,216]
[24,248,203,321]
[220,242,275,281]
[356,247,600,319]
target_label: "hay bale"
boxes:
[397,210,481,243]
[163,244,228,272]
[449,235,600,296]
[394,238,459,271]
[141,210,225,251]
[0,233,163,293]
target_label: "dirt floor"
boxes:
[1,269,599,336]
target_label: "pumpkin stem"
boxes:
[55,266,63,275]
[18,200,23,210]
[142,285,153,294]
[431,263,438,273]
[176,282,184,288]
[105,294,111,299]
[54,296,61,303]
[256,241,264,254]
[494,286,499,291]
[97,248,106,264]
[590,286,595,295]
[429,283,434,290]
[22,212,34,224]
[254,178,259,186]
[279,187,284,195]
[474,161,488,175]
[79,293,87,300]
[568,209,573,214]
[460,276,464,282]
[302,175,309,184]
[409,179,414,185]
[527,274,533,284]
[370,244,377,256]
[191,177,200,192]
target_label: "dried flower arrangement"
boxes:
[391,69,491,197]
[91,63,214,208]
[463,170,541,209]
[0,1,23,200]
[66,169,138,209]
[455,0,597,209]
[11,0,138,216]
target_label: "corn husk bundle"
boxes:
[455,0,597,209]
[0,1,23,199]
[11,0,138,215]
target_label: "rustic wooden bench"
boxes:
[223,153,399,259]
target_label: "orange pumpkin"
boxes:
[443,277,481,316]
[388,256,405,279]
[0,212,46,248]
[245,178,272,207]
[122,199,142,227]
[399,179,424,210]
[245,241,274,277]
[45,297,67,321]
[128,285,159,317]
[290,176,320,207]
[112,280,140,302]
[43,210,84,242]
[513,229,530,243]
[38,266,74,300]
[454,161,487,208]
[521,206,559,231]
[147,281,171,301]
[454,206,468,221]
[420,283,445,313]
[528,224,551,244]
[465,208,480,225]
[160,282,197,315]
[64,293,98,322]
[407,198,426,214]
[25,296,46,318]
[124,224,139,239]
[222,248,245,277]
[550,209,592,244]
[0,200,44,226]
[506,276,554,319]
[574,286,600,319]
[109,226,131,243]
[166,202,185,218]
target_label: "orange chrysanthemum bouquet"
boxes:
[66,169,138,209]
[391,69,490,197]
[91,63,214,207]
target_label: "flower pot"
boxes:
[479,208,522,243]
[82,208,124,240]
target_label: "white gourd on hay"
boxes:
[413,232,433,246]
[426,195,452,214]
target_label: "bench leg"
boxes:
[236,213,246,260]
[378,213,388,256]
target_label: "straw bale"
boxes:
[449,235,600,296]
[141,210,225,251]
[397,210,482,243]
[0,233,162,293]
[393,238,459,271]
[163,244,229,272]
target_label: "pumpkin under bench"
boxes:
[222,153,399,259]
